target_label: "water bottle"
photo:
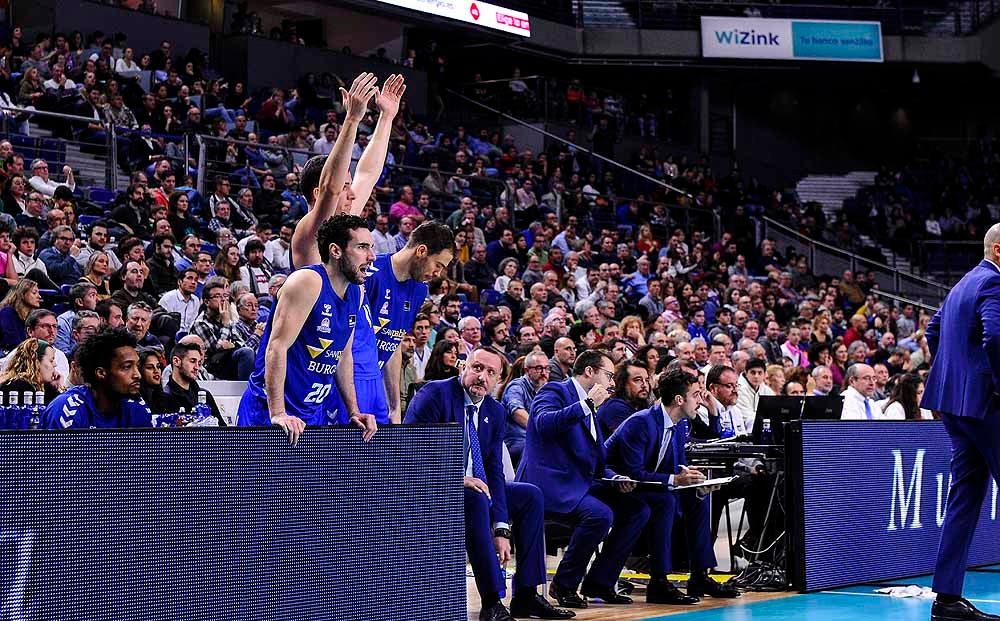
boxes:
[31,390,44,430]
[21,392,33,430]
[7,392,18,430]
[761,419,774,444]
[194,390,218,426]
[0,392,6,429]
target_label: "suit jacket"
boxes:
[404,376,509,525]
[605,405,687,486]
[922,259,1000,419]
[517,379,616,514]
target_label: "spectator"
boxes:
[881,373,932,420]
[1,309,69,380]
[239,239,272,296]
[393,215,416,252]
[125,302,161,349]
[840,363,885,420]
[0,338,62,405]
[110,260,158,311]
[28,160,75,197]
[158,268,201,333]
[213,243,242,283]
[422,339,460,382]
[146,233,177,296]
[0,279,41,351]
[15,191,47,235]
[78,251,113,300]
[389,185,424,224]
[163,340,224,424]
[55,282,98,352]
[189,277,255,381]
[137,347,170,414]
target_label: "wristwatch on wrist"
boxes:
[493,527,512,539]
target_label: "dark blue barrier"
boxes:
[0,425,465,620]
[787,420,1000,591]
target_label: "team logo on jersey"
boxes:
[374,317,391,334]
[317,318,331,334]
[380,300,390,316]
[322,304,332,317]
[307,338,334,359]
[384,288,391,301]
[403,301,411,312]
[348,314,356,328]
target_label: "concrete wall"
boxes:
[48,0,211,56]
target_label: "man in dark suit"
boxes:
[406,347,573,621]
[923,225,1000,621]
[518,350,647,609]
[605,370,741,605]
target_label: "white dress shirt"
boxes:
[840,386,886,420]
[411,344,431,380]
[158,290,201,332]
[372,229,397,256]
[570,377,598,440]
[462,390,508,530]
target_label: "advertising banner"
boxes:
[374,0,531,37]
[701,16,883,62]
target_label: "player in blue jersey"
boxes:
[44,327,153,429]
[236,214,378,445]
[329,221,455,423]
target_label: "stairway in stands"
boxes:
[579,0,636,27]
[17,121,129,191]
[795,170,916,274]
[926,0,999,35]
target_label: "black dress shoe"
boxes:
[687,574,741,599]
[617,579,636,595]
[479,601,516,621]
[932,598,1000,621]
[548,583,588,609]
[509,593,576,619]
[580,582,634,604]
[646,579,700,605]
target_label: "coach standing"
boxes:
[923,224,1000,621]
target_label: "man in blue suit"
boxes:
[405,346,573,621]
[518,350,648,609]
[923,225,1000,621]
[605,370,741,605]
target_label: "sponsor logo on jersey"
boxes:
[384,288,391,301]
[374,317,391,334]
[403,301,411,312]
[317,317,331,334]
[321,304,332,317]
[380,300,390,316]
[348,314,356,328]
[306,338,334,359]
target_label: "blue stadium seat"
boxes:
[175,330,188,342]
[200,242,218,255]
[60,284,73,296]
[88,187,117,206]
[78,215,101,228]
[480,289,502,307]
[460,301,482,319]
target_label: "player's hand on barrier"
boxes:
[349,412,378,441]
[271,413,306,446]
[464,476,491,498]
[341,72,379,124]
[375,74,406,119]
[675,466,706,487]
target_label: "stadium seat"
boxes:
[87,188,117,206]
[480,289,502,307]
[460,301,482,318]
[60,284,73,296]
[200,242,218,255]
[78,215,101,228]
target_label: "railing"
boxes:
[870,289,940,314]
[913,240,982,284]
[758,216,951,306]
[574,0,997,36]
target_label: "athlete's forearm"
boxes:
[384,349,402,423]
[319,116,360,209]
[350,116,392,214]
[335,336,360,417]
[264,343,289,419]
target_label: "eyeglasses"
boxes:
[57,236,74,242]
[598,369,615,382]
[715,382,737,391]
[209,294,228,300]
[526,365,548,372]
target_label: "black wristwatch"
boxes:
[494,527,512,539]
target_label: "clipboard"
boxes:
[673,476,735,491]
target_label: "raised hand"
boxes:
[340,72,379,124]
[375,74,406,120]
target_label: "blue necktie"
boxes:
[466,405,487,482]
[864,398,873,420]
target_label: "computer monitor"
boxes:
[802,395,845,420]
[753,396,805,445]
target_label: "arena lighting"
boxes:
[372,0,530,37]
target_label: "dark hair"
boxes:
[177,268,198,281]
[614,359,649,398]
[572,349,613,376]
[153,233,175,249]
[95,299,124,323]
[68,282,97,308]
[300,155,326,202]
[316,214,368,263]
[12,226,38,244]
[75,326,138,385]
[634,345,658,370]
[244,239,265,256]
[439,293,461,309]
[658,369,699,405]
[745,357,767,372]
[171,340,202,363]
[25,308,55,329]
[167,191,188,214]
[886,373,924,420]
[407,221,455,256]
[807,342,831,366]
[424,340,460,381]
[706,364,736,387]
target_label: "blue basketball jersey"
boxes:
[237,264,362,427]
[365,253,428,369]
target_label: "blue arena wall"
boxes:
[790,420,1000,591]
[0,425,465,621]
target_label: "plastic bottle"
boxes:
[761,419,773,444]
[31,390,44,430]
[21,392,33,430]
[7,392,18,430]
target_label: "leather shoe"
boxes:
[646,579,700,605]
[548,583,588,609]
[932,598,1000,621]
[509,593,576,619]
[580,582,634,604]
[617,579,636,595]
[480,601,515,621]
[687,573,741,599]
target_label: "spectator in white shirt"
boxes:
[28,159,75,197]
[157,268,202,332]
[736,357,775,430]
[312,125,338,155]
[840,363,886,420]
[264,223,292,274]
[878,373,934,420]
[371,213,396,256]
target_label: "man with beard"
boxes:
[502,350,550,466]
[236,214,377,445]
[484,317,512,357]
[437,294,462,332]
[43,327,152,428]
[597,360,651,437]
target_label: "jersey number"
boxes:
[304,383,332,404]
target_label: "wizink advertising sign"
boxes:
[700,16,883,62]
[798,421,1000,591]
